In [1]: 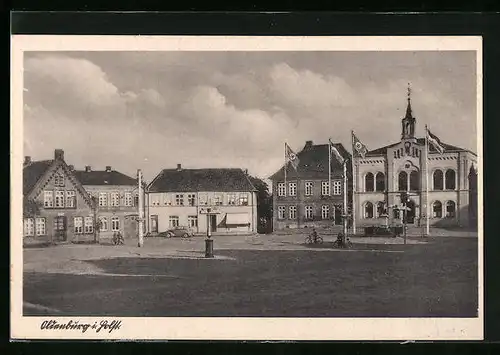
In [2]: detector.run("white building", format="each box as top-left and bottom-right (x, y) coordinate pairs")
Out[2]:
(146, 164), (258, 235)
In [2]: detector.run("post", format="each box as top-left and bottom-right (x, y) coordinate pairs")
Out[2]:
(137, 169), (144, 247)
(284, 142), (287, 188)
(343, 160), (348, 237)
(205, 211), (214, 258)
(328, 138), (332, 197)
(352, 150), (357, 235)
(403, 206), (407, 245)
(425, 125), (430, 237)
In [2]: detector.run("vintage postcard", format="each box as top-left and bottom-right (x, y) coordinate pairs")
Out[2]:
(10, 35), (483, 340)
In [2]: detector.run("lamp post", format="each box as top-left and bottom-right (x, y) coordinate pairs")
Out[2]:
(137, 169), (144, 248)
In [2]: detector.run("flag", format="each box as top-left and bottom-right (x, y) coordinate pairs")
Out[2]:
(427, 128), (445, 154)
(285, 143), (300, 170)
(352, 132), (368, 158)
(329, 139), (345, 164)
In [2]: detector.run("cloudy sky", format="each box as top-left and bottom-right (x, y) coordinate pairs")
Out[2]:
(23, 51), (477, 183)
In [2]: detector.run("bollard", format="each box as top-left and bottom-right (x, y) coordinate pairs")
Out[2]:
(205, 238), (214, 258)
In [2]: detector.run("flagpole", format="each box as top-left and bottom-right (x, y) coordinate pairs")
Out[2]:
(328, 138), (332, 197)
(343, 159), (348, 237)
(284, 142), (287, 189)
(351, 131), (357, 235)
(425, 125), (430, 236)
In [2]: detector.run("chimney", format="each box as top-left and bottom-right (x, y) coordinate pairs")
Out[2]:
(85, 166), (92, 172)
(24, 156), (31, 166)
(304, 140), (313, 149)
(176, 164), (182, 171)
(54, 149), (64, 161)
(105, 166), (112, 172)
(68, 165), (74, 171)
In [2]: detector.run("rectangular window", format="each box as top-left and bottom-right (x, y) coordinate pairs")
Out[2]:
(277, 183), (286, 197)
(321, 181), (330, 196)
(227, 194), (236, 205)
(188, 194), (196, 206)
(169, 216), (179, 227)
(199, 194), (208, 205)
(98, 216), (108, 232)
(124, 192), (133, 207)
(35, 217), (46, 236)
(188, 215), (198, 228)
(66, 190), (76, 208)
(151, 194), (160, 206)
(54, 173), (65, 187)
(55, 190), (65, 208)
(175, 194), (184, 206)
(84, 216), (94, 234)
(305, 206), (313, 220)
(99, 192), (108, 207)
(289, 206), (297, 219)
(321, 205), (330, 220)
(213, 194), (223, 206)
(74, 217), (83, 234)
(239, 193), (249, 206)
(333, 180), (342, 195)
(288, 182), (297, 196)
(305, 181), (313, 196)
(110, 192), (120, 207)
(111, 217), (120, 231)
(278, 206), (286, 219)
(44, 190), (54, 208)
(24, 218), (34, 236)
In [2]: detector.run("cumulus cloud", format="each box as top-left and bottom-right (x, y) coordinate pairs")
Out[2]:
(22, 51), (477, 181)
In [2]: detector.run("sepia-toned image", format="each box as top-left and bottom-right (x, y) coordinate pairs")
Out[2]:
(11, 36), (483, 340)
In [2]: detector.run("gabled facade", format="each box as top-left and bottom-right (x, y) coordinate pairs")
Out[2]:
(354, 94), (478, 229)
(146, 164), (258, 235)
(269, 141), (352, 231)
(73, 165), (143, 241)
(23, 149), (95, 243)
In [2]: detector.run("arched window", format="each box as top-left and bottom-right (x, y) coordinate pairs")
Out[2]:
(364, 202), (374, 219)
(376, 202), (386, 217)
(365, 173), (374, 192)
(446, 201), (456, 218)
(433, 170), (444, 190)
(409, 171), (419, 191)
(445, 169), (456, 190)
(398, 171), (408, 191)
(432, 201), (443, 218)
(375, 172), (385, 192)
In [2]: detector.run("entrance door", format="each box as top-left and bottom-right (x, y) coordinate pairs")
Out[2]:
(151, 215), (158, 233)
(210, 215), (217, 232)
(334, 206), (342, 225)
(406, 200), (416, 224)
(54, 216), (67, 241)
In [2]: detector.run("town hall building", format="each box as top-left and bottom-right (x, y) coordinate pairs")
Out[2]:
(353, 94), (478, 230)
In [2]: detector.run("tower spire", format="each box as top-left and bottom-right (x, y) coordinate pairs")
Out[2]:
(405, 82), (413, 118)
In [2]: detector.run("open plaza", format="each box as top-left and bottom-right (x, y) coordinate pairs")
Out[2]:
(23, 228), (478, 318)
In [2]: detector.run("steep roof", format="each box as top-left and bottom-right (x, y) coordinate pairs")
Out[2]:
(147, 168), (257, 193)
(74, 170), (137, 186)
(23, 160), (54, 196)
(365, 138), (473, 157)
(269, 142), (352, 181)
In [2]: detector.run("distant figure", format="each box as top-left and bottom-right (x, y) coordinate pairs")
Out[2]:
(311, 228), (318, 243)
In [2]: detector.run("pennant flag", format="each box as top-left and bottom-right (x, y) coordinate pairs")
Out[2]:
(329, 139), (345, 164)
(352, 132), (368, 158)
(427, 128), (445, 154)
(285, 143), (300, 170)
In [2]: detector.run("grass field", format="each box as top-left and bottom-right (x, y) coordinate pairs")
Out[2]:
(23, 237), (478, 317)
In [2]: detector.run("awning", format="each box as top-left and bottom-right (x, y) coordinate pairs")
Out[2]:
(224, 213), (250, 226)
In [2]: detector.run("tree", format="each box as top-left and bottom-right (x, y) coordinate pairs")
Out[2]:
(248, 175), (273, 233)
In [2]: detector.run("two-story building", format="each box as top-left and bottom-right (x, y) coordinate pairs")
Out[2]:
(353, 93), (478, 229)
(146, 164), (258, 235)
(73, 165), (143, 241)
(23, 149), (96, 243)
(269, 141), (352, 231)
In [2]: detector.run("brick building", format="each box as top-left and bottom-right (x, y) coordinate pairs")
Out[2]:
(146, 164), (258, 235)
(23, 149), (96, 243)
(269, 141), (352, 231)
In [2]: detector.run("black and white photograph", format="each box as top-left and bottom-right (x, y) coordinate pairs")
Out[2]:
(11, 36), (483, 340)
